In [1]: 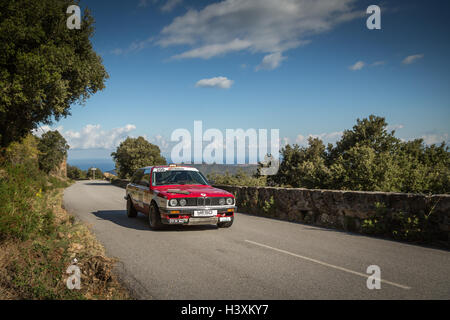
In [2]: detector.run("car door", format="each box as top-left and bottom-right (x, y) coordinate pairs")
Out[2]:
(129, 169), (144, 209)
(139, 168), (152, 214)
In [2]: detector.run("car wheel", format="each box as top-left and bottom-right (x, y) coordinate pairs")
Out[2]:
(217, 217), (234, 228)
(126, 197), (137, 218)
(149, 203), (163, 230)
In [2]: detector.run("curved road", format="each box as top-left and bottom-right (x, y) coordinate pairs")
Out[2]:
(63, 180), (450, 299)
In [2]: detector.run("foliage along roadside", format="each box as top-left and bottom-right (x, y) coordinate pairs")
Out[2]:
(0, 138), (129, 299)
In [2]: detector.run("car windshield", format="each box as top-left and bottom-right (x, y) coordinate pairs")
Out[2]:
(153, 170), (209, 186)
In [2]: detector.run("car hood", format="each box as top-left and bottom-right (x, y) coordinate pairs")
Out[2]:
(154, 185), (233, 198)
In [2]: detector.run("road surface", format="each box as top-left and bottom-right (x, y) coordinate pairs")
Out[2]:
(63, 180), (450, 299)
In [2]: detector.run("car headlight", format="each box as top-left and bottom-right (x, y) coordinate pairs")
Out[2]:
(179, 198), (187, 206)
(226, 197), (234, 205)
(169, 199), (178, 206)
(219, 198), (225, 205)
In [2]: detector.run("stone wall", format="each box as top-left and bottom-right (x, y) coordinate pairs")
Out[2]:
(108, 179), (450, 246)
(215, 185), (450, 246)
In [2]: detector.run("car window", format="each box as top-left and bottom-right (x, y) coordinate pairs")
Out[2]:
(153, 170), (209, 186)
(131, 169), (144, 184)
(140, 168), (151, 187)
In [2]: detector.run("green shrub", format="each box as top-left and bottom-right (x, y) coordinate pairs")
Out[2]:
(37, 131), (69, 174)
(361, 202), (442, 243)
(268, 115), (449, 194)
(67, 165), (85, 180)
(208, 169), (266, 187)
(262, 196), (275, 215)
(0, 162), (60, 240)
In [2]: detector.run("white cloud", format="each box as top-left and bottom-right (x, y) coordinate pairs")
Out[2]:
(349, 61), (365, 71)
(149, 134), (171, 153)
(139, 0), (182, 12)
(158, 0), (361, 69)
(161, 0), (182, 12)
(172, 39), (251, 59)
(195, 76), (234, 89)
(421, 133), (448, 145)
(138, 0), (149, 7)
(402, 54), (424, 65)
(32, 125), (64, 137)
(296, 131), (343, 146)
(111, 37), (154, 55)
(387, 124), (404, 131)
(371, 60), (385, 66)
(256, 52), (287, 71)
(63, 124), (136, 149)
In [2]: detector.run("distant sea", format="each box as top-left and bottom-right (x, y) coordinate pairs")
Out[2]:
(67, 158), (116, 172)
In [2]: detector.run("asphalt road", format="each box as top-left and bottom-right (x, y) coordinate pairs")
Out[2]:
(63, 180), (450, 299)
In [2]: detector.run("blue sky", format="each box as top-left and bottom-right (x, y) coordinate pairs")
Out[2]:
(39, 0), (450, 163)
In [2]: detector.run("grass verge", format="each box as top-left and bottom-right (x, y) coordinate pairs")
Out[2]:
(0, 162), (129, 299)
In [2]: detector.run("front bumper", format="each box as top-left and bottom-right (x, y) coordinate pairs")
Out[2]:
(160, 206), (236, 225)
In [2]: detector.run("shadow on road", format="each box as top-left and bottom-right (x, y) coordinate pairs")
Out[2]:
(83, 182), (112, 186)
(92, 210), (218, 232)
(93, 210), (149, 231)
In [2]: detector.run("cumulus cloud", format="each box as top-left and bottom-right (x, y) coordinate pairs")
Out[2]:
(62, 124), (136, 149)
(256, 52), (287, 71)
(138, 0), (150, 7)
(149, 134), (171, 153)
(195, 76), (234, 89)
(371, 60), (386, 66)
(111, 37), (154, 55)
(387, 124), (404, 131)
(32, 125), (64, 137)
(402, 54), (424, 65)
(158, 0), (361, 69)
(349, 61), (365, 71)
(172, 39), (251, 59)
(161, 0), (182, 12)
(296, 131), (343, 146)
(421, 133), (448, 145)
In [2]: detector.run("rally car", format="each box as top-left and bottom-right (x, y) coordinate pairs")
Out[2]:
(125, 165), (236, 230)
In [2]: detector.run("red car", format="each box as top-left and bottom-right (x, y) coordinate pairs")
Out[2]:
(125, 165), (236, 230)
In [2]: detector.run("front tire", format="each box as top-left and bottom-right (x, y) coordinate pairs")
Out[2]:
(126, 197), (137, 218)
(149, 203), (163, 230)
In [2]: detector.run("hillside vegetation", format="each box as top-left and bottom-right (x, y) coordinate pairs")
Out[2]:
(0, 135), (128, 299)
(213, 115), (449, 195)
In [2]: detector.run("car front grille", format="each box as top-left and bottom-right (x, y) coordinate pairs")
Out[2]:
(182, 197), (223, 206)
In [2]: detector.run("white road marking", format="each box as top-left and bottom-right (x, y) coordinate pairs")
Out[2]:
(245, 239), (412, 290)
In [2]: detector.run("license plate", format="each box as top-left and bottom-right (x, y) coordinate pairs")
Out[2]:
(219, 217), (232, 222)
(193, 209), (217, 217)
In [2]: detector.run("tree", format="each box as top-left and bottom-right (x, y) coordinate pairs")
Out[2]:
(0, 0), (108, 148)
(268, 137), (331, 188)
(37, 130), (69, 174)
(111, 137), (167, 179)
(4, 134), (39, 165)
(67, 164), (85, 180)
(269, 115), (449, 194)
(327, 115), (399, 163)
(86, 167), (103, 180)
